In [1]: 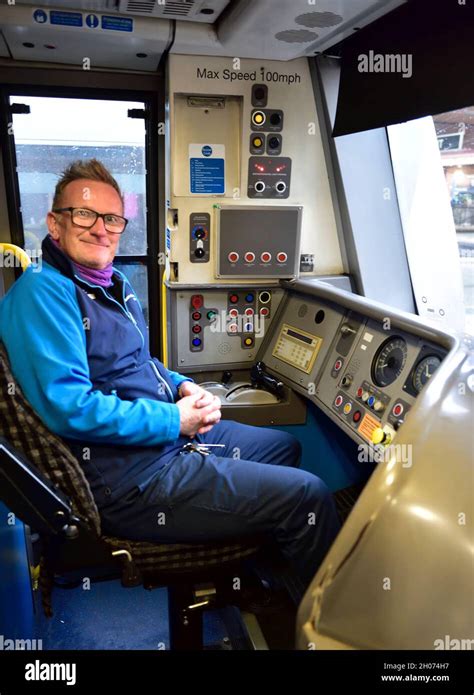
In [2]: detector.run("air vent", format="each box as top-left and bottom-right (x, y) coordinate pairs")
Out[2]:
(298, 304), (308, 318)
(126, 0), (155, 13)
(163, 0), (195, 16)
(120, 0), (228, 22)
(275, 30), (318, 44)
(295, 12), (343, 29)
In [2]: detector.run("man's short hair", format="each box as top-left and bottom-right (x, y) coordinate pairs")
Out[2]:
(52, 159), (123, 208)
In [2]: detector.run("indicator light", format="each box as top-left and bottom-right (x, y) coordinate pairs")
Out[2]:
(192, 338), (201, 347)
(191, 294), (203, 309)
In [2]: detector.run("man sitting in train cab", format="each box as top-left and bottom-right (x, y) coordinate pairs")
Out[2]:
(0, 159), (340, 595)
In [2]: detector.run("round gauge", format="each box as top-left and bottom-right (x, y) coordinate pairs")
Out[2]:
(371, 336), (408, 387)
(412, 355), (442, 394)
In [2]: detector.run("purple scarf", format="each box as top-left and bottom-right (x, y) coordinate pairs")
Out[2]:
(49, 236), (114, 287)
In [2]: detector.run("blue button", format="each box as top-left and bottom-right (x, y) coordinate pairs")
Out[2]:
(245, 293), (254, 302)
(367, 395), (375, 407)
(192, 338), (201, 347)
(245, 323), (253, 332)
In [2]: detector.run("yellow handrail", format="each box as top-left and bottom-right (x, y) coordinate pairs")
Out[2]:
(0, 243), (31, 272)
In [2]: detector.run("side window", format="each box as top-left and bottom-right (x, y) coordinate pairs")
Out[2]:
(9, 96), (150, 321)
(434, 107), (474, 335)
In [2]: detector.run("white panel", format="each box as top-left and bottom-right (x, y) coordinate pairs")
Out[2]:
(388, 118), (465, 334)
(119, 0), (230, 23)
(13, 0), (230, 23)
(215, 0), (406, 61)
(168, 54), (343, 284)
(0, 5), (171, 70)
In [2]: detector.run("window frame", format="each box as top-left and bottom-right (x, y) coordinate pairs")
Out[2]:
(0, 74), (164, 358)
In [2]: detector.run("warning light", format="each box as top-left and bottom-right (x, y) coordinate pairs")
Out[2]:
(191, 294), (203, 309)
(254, 163), (266, 172)
(275, 165), (286, 172)
(252, 111), (265, 125)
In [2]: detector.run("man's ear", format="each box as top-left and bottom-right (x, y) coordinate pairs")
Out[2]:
(46, 211), (60, 240)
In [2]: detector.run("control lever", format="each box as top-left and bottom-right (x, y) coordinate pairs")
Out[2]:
(250, 361), (284, 397)
(222, 371), (233, 385)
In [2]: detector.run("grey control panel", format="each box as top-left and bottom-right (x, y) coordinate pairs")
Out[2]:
(262, 293), (447, 448)
(262, 294), (346, 391)
(216, 206), (301, 279)
(171, 287), (285, 371)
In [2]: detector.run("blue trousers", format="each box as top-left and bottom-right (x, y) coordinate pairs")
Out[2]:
(100, 420), (341, 588)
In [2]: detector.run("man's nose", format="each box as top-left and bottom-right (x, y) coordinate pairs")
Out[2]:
(89, 216), (108, 237)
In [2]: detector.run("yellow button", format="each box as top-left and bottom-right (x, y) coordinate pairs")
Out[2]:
(253, 137), (263, 147)
(343, 403), (352, 414)
(371, 427), (391, 445)
(244, 337), (253, 346)
(253, 113), (264, 124)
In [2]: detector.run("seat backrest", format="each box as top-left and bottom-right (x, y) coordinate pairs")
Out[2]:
(0, 344), (101, 536)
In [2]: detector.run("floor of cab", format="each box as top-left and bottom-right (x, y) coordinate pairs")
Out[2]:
(36, 578), (296, 650)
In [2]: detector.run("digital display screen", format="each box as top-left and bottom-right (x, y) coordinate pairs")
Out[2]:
(272, 324), (322, 374)
(287, 328), (313, 345)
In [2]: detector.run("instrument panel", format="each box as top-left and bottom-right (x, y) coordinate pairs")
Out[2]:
(262, 293), (447, 449)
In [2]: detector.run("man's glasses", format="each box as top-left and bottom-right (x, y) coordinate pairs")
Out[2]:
(52, 207), (128, 234)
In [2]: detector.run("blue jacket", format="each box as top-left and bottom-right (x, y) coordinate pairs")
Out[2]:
(0, 235), (193, 507)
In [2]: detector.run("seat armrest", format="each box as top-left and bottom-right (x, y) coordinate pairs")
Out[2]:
(0, 438), (74, 535)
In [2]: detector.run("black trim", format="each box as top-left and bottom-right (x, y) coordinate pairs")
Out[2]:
(0, 90), (26, 281)
(332, 0), (474, 137)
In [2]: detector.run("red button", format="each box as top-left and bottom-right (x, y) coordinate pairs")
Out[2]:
(260, 307), (269, 316)
(229, 308), (238, 318)
(229, 294), (239, 304)
(245, 252), (255, 263)
(191, 294), (203, 309)
(192, 312), (201, 321)
(261, 252), (271, 263)
(228, 252), (239, 263)
(393, 403), (404, 417)
(244, 307), (254, 316)
(192, 325), (201, 333)
(277, 252), (287, 263)
(334, 395), (343, 407)
(353, 410), (362, 423)
(357, 387), (363, 398)
(228, 323), (238, 333)
(334, 359), (343, 371)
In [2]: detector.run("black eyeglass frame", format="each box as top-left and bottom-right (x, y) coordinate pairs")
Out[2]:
(52, 206), (129, 234)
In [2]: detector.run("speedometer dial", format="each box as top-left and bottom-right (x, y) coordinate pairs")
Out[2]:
(371, 336), (408, 387)
(412, 355), (442, 393)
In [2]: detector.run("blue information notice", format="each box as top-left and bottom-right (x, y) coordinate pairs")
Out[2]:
(50, 11), (83, 27)
(101, 16), (133, 32)
(190, 158), (225, 194)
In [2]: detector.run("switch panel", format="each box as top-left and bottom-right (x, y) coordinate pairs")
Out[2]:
(247, 156), (291, 199)
(189, 293), (218, 352)
(216, 205), (301, 278)
(190, 212), (210, 263)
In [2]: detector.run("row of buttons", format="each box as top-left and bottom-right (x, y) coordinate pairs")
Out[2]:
(334, 395), (362, 423)
(356, 387), (385, 412)
(227, 251), (287, 264)
(229, 291), (270, 304)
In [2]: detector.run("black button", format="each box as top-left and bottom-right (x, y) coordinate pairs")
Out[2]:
(104, 487), (112, 496)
